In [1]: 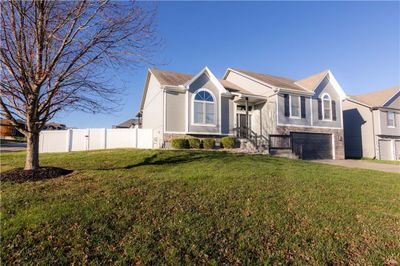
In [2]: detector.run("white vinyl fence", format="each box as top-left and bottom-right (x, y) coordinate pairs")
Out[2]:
(39, 128), (153, 153)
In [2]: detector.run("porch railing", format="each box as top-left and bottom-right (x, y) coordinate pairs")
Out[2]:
(233, 127), (265, 150)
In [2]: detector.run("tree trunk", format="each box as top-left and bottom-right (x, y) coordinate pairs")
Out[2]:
(25, 132), (40, 170)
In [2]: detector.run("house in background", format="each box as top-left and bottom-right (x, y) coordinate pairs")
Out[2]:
(112, 118), (140, 129)
(139, 66), (346, 159)
(43, 122), (67, 130)
(343, 87), (400, 160)
(0, 119), (24, 139)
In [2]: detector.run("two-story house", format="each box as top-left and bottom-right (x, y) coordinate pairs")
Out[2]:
(343, 87), (400, 160)
(139, 67), (347, 159)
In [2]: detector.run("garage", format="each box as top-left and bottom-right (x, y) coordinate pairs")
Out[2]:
(378, 139), (392, 160)
(396, 140), (400, 160)
(291, 132), (333, 160)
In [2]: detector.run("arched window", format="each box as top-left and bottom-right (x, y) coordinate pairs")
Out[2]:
(193, 89), (215, 125)
(322, 93), (332, 120)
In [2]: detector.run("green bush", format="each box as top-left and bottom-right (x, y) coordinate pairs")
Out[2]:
(203, 138), (215, 149)
(221, 136), (236, 149)
(188, 138), (201, 149)
(171, 138), (189, 149)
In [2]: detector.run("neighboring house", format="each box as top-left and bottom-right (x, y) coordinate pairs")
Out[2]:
(139, 67), (346, 159)
(112, 118), (140, 129)
(343, 87), (400, 160)
(0, 119), (25, 139)
(43, 122), (67, 130)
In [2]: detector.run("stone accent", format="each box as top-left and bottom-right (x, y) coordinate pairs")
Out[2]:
(276, 126), (345, 159)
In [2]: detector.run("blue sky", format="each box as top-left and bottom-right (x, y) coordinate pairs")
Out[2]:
(56, 1), (399, 128)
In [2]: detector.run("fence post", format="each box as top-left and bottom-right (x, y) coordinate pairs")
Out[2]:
(135, 126), (138, 148)
(66, 129), (71, 152)
(103, 128), (107, 149)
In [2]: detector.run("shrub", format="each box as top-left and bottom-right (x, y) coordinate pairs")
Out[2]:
(188, 138), (201, 149)
(203, 138), (215, 149)
(171, 138), (189, 149)
(221, 136), (236, 149)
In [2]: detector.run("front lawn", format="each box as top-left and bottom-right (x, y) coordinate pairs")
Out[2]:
(1, 149), (399, 264)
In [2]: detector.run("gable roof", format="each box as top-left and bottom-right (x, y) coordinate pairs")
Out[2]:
(295, 70), (329, 91)
(230, 68), (309, 92)
(350, 86), (400, 108)
(150, 69), (193, 86)
(219, 79), (258, 96)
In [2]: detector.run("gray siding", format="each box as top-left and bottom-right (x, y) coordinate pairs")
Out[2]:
(379, 109), (400, 136)
(165, 91), (186, 132)
(343, 100), (375, 158)
(277, 94), (312, 126)
(141, 74), (163, 148)
(312, 77), (342, 128)
(187, 73), (220, 134)
(221, 96), (234, 134)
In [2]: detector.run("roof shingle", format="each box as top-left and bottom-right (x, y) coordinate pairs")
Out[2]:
(350, 87), (399, 108)
(231, 68), (309, 92)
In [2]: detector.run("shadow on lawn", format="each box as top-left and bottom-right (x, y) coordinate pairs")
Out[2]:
(98, 150), (229, 171)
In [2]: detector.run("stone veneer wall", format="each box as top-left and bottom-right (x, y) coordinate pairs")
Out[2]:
(276, 126), (345, 160)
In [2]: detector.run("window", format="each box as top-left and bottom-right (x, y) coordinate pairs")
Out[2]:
(322, 94), (332, 120)
(290, 95), (300, 118)
(387, 112), (395, 127)
(193, 89), (215, 125)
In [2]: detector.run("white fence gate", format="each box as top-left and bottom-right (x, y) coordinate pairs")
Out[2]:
(39, 128), (153, 153)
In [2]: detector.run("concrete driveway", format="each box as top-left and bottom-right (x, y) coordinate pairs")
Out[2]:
(0, 142), (26, 153)
(316, 159), (400, 174)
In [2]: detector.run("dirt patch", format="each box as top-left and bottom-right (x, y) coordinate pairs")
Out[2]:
(1, 167), (73, 183)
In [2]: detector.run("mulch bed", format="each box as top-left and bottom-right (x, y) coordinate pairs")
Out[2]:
(1, 167), (73, 183)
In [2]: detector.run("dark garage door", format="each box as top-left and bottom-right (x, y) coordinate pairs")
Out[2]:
(292, 133), (332, 160)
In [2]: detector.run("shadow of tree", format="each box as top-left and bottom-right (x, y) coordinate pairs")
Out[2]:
(98, 150), (229, 171)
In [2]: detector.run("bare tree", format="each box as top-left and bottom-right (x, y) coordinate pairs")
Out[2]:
(0, 0), (158, 170)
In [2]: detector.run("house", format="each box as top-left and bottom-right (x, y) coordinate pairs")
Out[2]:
(43, 122), (67, 130)
(112, 118), (140, 129)
(0, 119), (25, 139)
(139, 67), (346, 159)
(343, 87), (400, 160)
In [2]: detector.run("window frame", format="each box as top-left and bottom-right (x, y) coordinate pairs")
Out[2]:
(191, 88), (217, 126)
(387, 111), (396, 128)
(321, 93), (332, 121)
(289, 94), (301, 119)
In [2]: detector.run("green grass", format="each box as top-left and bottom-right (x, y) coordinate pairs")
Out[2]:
(1, 149), (399, 265)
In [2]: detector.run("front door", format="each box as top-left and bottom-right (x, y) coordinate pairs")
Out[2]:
(236, 114), (251, 138)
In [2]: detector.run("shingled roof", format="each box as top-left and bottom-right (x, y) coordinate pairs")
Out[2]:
(295, 70), (329, 91)
(230, 68), (310, 92)
(150, 69), (193, 86)
(350, 86), (400, 108)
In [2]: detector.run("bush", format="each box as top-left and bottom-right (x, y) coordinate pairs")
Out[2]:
(171, 138), (189, 149)
(188, 138), (201, 149)
(203, 138), (215, 149)
(221, 136), (236, 149)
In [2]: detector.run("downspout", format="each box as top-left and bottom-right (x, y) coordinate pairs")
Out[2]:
(371, 108), (376, 159)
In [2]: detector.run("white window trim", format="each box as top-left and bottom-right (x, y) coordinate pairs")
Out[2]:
(289, 95), (301, 119)
(191, 88), (217, 127)
(387, 111), (396, 128)
(321, 93), (332, 121)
